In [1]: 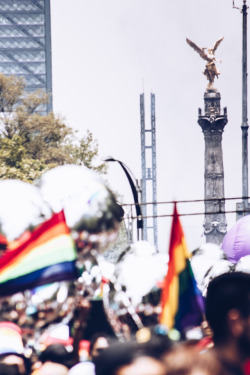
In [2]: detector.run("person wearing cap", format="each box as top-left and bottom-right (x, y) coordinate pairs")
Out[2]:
(0, 321), (30, 374)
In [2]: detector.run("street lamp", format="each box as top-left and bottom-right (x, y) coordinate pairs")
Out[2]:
(234, 0), (249, 213)
(104, 157), (143, 242)
(233, 0), (249, 218)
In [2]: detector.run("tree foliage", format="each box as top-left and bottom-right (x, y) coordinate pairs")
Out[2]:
(0, 74), (106, 182)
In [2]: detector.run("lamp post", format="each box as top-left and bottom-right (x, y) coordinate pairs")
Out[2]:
(104, 157), (143, 242)
(234, 0), (249, 213)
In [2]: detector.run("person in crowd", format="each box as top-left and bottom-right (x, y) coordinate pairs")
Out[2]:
(31, 344), (73, 375)
(0, 363), (26, 375)
(88, 332), (111, 363)
(205, 271), (250, 375)
(0, 321), (31, 375)
(115, 355), (167, 375)
(162, 339), (200, 375)
(67, 332), (111, 375)
(68, 361), (95, 375)
(0, 356), (29, 375)
(94, 333), (169, 375)
(189, 350), (226, 375)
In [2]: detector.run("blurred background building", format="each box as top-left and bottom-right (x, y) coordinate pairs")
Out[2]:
(0, 0), (53, 113)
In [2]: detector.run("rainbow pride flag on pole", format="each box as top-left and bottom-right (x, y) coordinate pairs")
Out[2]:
(0, 211), (78, 296)
(160, 203), (204, 334)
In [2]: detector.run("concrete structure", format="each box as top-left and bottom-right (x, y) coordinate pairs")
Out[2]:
(140, 93), (158, 249)
(0, 0), (53, 113)
(198, 89), (228, 245)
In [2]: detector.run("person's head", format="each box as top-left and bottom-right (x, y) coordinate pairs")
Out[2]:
(116, 355), (166, 375)
(135, 326), (174, 360)
(0, 363), (24, 375)
(95, 340), (167, 375)
(89, 332), (110, 362)
(205, 271), (250, 347)
(39, 344), (73, 369)
(189, 351), (225, 375)
(94, 341), (135, 375)
(33, 361), (69, 375)
(162, 341), (199, 375)
(68, 361), (95, 375)
(0, 356), (28, 375)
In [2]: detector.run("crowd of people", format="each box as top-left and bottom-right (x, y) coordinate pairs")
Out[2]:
(0, 271), (249, 375)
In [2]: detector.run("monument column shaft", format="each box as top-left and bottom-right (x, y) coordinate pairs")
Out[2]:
(203, 131), (227, 245)
(204, 132), (225, 219)
(198, 90), (227, 245)
(204, 134), (224, 177)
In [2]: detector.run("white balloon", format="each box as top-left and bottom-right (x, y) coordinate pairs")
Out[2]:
(35, 164), (123, 231)
(103, 241), (168, 339)
(191, 243), (227, 292)
(115, 242), (167, 305)
(35, 165), (123, 252)
(202, 259), (234, 295)
(0, 179), (51, 241)
(235, 255), (250, 273)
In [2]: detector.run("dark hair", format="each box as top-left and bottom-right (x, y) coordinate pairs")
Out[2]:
(94, 341), (139, 375)
(138, 327), (174, 359)
(0, 364), (23, 375)
(89, 332), (111, 355)
(95, 333), (171, 375)
(39, 344), (73, 368)
(0, 354), (30, 375)
(205, 272), (250, 343)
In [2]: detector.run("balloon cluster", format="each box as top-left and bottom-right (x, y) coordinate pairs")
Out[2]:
(0, 165), (123, 249)
(190, 243), (233, 295)
(102, 241), (168, 340)
(0, 164), (124, 343)
(191, 215), (250, 296)
(35, 165), (124, 253)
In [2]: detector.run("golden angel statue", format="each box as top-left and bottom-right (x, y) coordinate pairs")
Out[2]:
(186, 37), (224, 89)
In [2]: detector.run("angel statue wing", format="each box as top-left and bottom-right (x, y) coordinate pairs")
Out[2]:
(186, 38), (210, 62)
(212, 37), (224, 53)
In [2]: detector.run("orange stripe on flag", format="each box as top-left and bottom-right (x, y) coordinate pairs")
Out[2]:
(4, 222), (69, 273)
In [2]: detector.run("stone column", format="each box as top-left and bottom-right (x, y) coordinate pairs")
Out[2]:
(198, 89), (228, 245)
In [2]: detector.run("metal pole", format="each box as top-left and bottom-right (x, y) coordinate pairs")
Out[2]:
(151, 93), (158, 250)
(242, 0), (249, 208)
(140, 94), (147, 240)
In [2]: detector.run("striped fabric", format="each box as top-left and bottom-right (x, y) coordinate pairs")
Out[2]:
(0, 211), (78, 296)
(160, 203), (204, 334)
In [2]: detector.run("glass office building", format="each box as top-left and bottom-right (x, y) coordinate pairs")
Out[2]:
(0, 0), (52, 113)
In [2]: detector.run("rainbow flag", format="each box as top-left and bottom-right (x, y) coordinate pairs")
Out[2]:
(0, 211), (78, 296)
(160, 203), (204, 334)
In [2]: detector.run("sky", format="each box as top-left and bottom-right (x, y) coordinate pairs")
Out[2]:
(50, 0), (245, 253)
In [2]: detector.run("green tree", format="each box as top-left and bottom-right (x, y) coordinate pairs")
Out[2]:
(0, 74), (106, 182)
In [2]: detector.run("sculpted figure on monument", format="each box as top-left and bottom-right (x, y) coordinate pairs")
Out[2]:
(186, 37), (224, 90)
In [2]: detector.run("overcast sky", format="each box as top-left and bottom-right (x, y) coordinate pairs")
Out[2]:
(50, 0), (245, 252)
